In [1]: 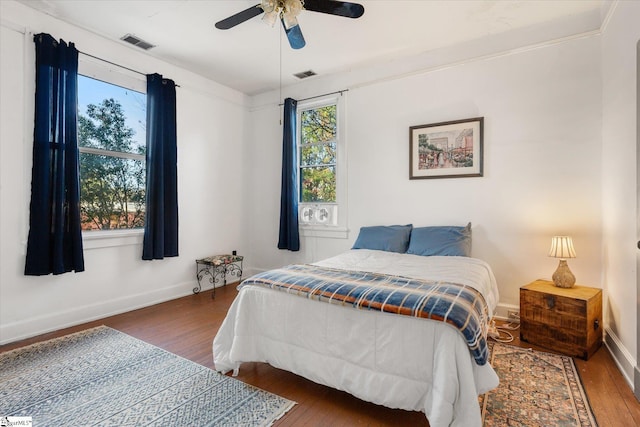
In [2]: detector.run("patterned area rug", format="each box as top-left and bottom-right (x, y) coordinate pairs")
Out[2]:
(480, 341), (598, 426)
(0, 326), (295, 426)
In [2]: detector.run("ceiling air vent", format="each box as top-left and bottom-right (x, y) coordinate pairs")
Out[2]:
(294, 70), (317, 79)
(120, 34), (155, 50)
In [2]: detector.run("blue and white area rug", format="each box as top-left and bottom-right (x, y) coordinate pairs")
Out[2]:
(0, 326), (295, 426)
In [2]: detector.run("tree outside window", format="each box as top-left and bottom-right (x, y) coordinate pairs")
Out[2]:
(299, 104), (337, 203)
(77, 75), (146, 231)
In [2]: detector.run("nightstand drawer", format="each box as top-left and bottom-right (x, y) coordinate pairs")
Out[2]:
(520, 279), (602, 360)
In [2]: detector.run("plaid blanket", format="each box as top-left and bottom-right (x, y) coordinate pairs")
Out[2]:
(240, 264), (490, 365)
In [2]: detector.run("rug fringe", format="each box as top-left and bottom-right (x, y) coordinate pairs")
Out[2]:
(266, 400), (298, 427)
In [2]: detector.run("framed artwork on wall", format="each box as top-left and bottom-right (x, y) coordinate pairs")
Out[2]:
(409, 117), (484, 179)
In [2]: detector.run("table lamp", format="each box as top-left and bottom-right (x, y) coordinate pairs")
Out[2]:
(548, 236), (576, 288)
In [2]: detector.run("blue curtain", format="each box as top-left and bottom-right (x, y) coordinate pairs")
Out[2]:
(142, 73), (179, 260)
(25, 33), (84, 276)
(277, 98), (300, 251)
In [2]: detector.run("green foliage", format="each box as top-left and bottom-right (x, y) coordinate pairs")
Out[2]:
(300, 104), (337, 203)
(301, 166), (336, 202)
(300, 143), (336, 166)
(301, 105), (336, 145)
(78, 99), (145, 230)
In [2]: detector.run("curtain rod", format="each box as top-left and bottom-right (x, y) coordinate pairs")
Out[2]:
(278, 89), (347, 106)
(78, 50), (180, 87)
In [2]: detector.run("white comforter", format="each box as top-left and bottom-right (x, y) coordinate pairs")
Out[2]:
(213, 250), (500, 427)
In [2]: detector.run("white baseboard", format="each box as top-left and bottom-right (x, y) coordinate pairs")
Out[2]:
(603, 327), (636, 391)
(635, 366), (640, 401)
(0, 280), (196, 345)
(493, 302), (520, 320)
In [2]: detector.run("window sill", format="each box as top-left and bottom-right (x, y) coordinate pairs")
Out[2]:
(82, 229), (144, 249)
(300, 225), (349, 239)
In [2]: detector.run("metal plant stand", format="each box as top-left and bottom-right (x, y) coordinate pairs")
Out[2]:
(195, 254), (243, 299)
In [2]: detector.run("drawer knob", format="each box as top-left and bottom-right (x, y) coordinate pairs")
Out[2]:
(594, 319), (599, 330)
(545, 295), (555, 309)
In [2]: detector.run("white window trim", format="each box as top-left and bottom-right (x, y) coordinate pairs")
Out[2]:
(297, 94), (348, 239)
(79, 146), (145, 161)
(82, 228), (144, 250)
(77, 56), (147, 248)
(79, 55), (146, 93)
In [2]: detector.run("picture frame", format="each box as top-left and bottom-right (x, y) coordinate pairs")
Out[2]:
(409, 117), (484, 179)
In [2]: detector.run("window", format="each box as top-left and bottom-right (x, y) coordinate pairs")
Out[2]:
(299, 103), (336, 203)
(77, 65), (146, 232)
(297, 95), (347, 236)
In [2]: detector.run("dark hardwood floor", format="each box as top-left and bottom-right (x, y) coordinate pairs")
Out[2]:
(2, 285), (640, 426)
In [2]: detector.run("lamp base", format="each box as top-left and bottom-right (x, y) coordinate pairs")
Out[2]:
(552, 259), (576, 288)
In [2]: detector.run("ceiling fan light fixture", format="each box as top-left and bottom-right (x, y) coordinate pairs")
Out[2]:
(284, 0), (304, 21)
(260, 0), (278, 13)
(288, 0), (304, 13)
(282, 14), (298, 29)
(262, 10), (280, 27)
(260, 0), (304, 29)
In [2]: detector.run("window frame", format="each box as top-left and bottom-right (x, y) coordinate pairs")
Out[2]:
(296, 94), (348, 239)
(77, 56), (147, 249)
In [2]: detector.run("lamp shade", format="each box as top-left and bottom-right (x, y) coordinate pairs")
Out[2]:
(548, 236), (576, 259)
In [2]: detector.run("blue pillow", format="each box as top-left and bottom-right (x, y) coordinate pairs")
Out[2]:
(407, 223), (472, 257)
(352, 224), (413, 253)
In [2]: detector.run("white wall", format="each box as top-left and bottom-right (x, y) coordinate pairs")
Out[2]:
(245, 33), (603, 322)
(0, 1), (248, 344)
(601, 0), (640, 391)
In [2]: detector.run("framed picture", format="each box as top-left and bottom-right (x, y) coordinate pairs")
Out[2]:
(409, 117), (483, 179)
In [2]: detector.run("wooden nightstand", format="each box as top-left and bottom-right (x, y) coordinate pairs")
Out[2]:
(520, 279), (602, 360)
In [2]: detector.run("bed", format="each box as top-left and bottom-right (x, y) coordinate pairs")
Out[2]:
(213, 224), (500, 427)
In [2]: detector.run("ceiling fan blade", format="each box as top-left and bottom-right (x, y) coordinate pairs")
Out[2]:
(303, 0), (365, 19)
(215, 4), (264, 29)
(283, 20), (306, 49)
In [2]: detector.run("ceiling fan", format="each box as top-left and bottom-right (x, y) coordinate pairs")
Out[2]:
(215, 0), (365, 49)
